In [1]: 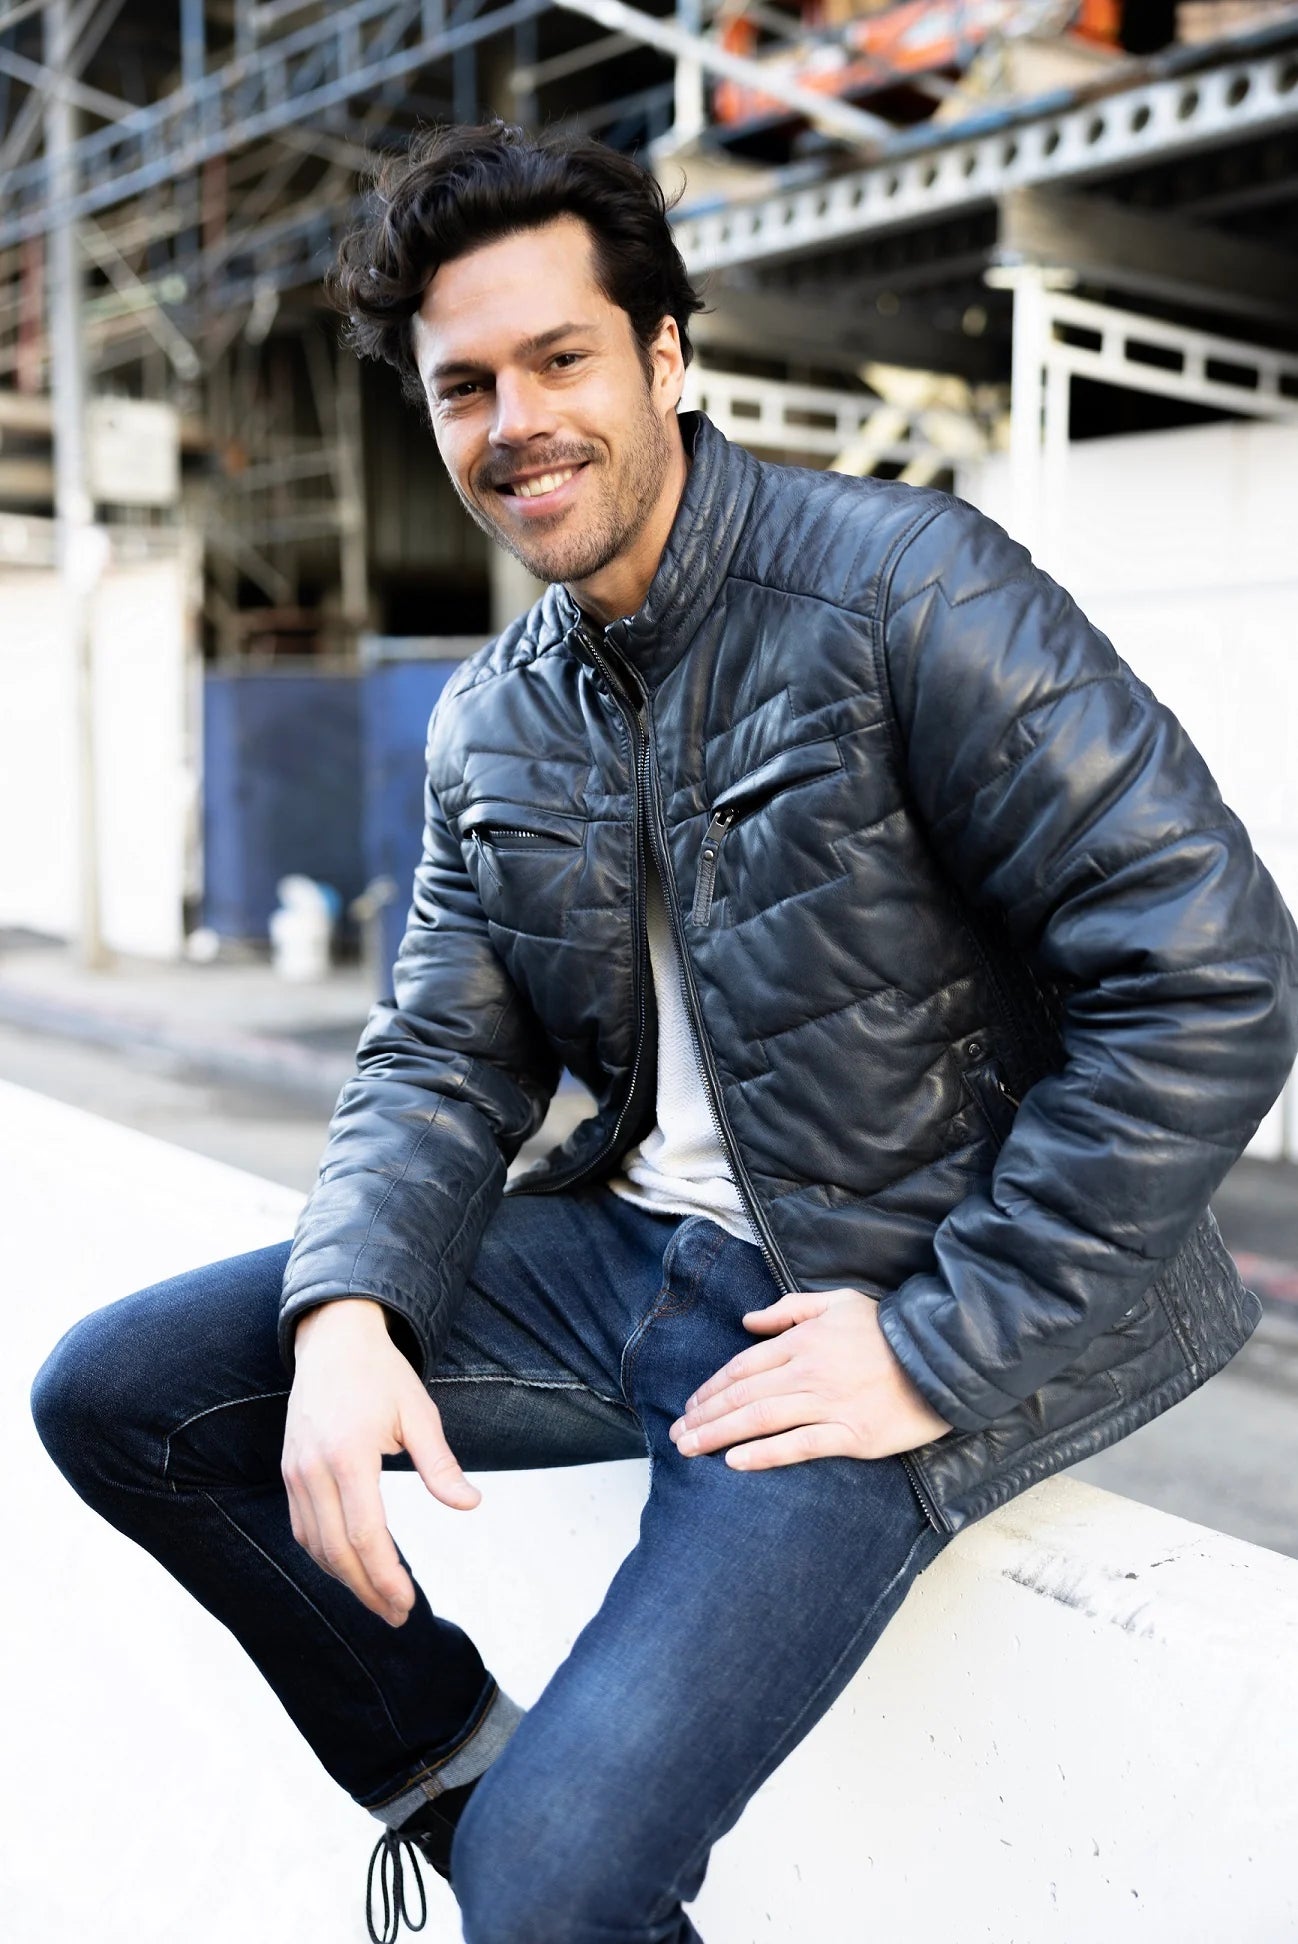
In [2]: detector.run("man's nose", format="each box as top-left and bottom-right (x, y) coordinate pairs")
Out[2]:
(490, 370), (555, 450)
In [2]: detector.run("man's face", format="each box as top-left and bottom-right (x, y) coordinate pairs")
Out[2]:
(412, 216), (683, 591)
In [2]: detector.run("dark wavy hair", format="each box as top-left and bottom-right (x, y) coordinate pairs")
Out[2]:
(328, 121), (705, 409)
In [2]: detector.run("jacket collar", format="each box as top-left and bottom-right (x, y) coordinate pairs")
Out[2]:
(556, 410), (758, 689)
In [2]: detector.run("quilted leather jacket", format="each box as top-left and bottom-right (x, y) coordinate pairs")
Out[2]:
(282, 411), (1298, 1535)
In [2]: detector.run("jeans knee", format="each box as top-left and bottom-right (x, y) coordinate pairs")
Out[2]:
(452, 1782), (567, 1944)
(31, 1306), (150, 1496)
(453, 1773), (671, 1944)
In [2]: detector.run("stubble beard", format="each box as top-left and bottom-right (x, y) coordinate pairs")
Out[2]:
(453, 388), (673, 587)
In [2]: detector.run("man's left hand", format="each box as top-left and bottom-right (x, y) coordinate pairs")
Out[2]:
(668, 1287), (952, 1469)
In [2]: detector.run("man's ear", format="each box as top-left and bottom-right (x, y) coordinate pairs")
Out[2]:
(650, 314), (686, 411)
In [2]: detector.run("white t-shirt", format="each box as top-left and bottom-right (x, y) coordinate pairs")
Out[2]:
(608, 850), (759, 1245)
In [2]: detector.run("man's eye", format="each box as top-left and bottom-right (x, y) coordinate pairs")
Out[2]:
(440, 381), (482, 402)
(549, 353), (582, 371)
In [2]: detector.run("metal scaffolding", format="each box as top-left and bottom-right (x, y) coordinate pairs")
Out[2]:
(2, 0), (1297, 1001)
(2, 0), (1298, 625)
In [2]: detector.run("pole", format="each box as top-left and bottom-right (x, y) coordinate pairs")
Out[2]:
(674, 0), (705, 145)
(1008, 267), (1047, 562)
(45, 0), (107, 966)
(180, 0), (205, 90)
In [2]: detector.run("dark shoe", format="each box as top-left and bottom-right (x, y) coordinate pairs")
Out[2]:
(365, 1778), (480, 1942)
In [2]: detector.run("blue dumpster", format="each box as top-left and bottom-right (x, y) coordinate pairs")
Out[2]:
(202, 668), (365, 942)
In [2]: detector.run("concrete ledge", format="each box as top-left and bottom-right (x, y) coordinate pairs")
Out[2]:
(5, 1079), (1296, 1942)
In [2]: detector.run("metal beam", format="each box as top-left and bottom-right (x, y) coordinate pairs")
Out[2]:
(0, 0), (47, 35)
(997, 184), (1298, 326)
(0, 41), (135, 124)
(0, 0), (127, 177)
(675, 28), (1298, 276)
(0, 0), (547, 250)
(678, 358), (1000, 478)
(44, 0), (107, 969)
(693, 279), (1003, 382)
(511, 29), (639, 93)
(77, 217), (203, 379)
(552, 0), (890, 148)
(679, 364), (884, 458)
(1033, 285), (1298, 419)
(181, 0), (206, 92)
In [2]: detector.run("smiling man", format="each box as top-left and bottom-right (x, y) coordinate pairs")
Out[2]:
(32, 123), (1298, 1944)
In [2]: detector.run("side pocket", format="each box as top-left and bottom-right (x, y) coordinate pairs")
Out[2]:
(963, 1059), (1019, 1149)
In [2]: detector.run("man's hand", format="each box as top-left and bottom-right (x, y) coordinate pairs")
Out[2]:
(668, 1287), (951, 1469)
(283, 1298), (480, 1627)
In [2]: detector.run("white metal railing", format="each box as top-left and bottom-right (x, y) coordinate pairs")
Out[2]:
(677, 37), (1298, 275)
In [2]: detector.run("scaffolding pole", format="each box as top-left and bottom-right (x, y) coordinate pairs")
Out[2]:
(45, 0), (107, 967)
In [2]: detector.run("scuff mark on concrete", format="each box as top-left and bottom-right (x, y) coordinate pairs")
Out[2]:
(1001, 1553), (1161, 1639)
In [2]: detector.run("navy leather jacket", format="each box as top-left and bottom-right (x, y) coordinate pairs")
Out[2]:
(281, 411), (1298, 1534)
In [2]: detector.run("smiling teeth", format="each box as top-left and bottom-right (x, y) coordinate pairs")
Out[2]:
(513, 468), (576, 499)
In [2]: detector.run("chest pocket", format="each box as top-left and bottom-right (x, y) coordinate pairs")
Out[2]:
(456, 800), (586, 917)
(691, 739), (843, 926)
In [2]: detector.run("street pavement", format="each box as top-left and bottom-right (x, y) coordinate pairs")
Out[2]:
(4, 933), (1296, 1559)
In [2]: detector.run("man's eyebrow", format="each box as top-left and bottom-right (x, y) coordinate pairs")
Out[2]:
(428, 322), (594, 385)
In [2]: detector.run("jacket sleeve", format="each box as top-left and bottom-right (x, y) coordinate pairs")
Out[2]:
(874, 497), (1298, 1433)
(277, 702), (560, 1378)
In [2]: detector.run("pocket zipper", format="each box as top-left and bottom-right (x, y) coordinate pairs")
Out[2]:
(966, 1060), (1020, 1147)
(690, 808), (738, 925)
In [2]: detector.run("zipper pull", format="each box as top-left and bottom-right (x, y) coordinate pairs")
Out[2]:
(471, 826), (502, 889)
(691, 808), (737, 926)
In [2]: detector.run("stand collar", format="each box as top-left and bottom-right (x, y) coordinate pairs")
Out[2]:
(556, 410), (757, 688)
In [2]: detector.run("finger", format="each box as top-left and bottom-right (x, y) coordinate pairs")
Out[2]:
(300, 1461), (406, 1622)
(334, 1462), (416, 1620)
(741, 1291), (829, 1333)
(726, 1421), (846, 1470)
(402, 1394), (482, 1511)
(284, 1463), (327, 1572)
(673, 1391), (826, 1457)
(683, 1338), (793, 1412)
(673, 1360), (805, 1435)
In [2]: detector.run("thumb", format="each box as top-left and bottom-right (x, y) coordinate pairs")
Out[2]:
(401, 1391), (481, 1510)
(742, 1290), (828, 1333)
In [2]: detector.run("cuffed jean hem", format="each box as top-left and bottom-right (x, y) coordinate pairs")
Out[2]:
(369, 1684), (528, 1828)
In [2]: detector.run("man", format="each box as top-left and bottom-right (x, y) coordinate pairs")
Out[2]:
(33, 122), (1298, 1944)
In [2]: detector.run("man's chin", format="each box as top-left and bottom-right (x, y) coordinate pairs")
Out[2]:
(496, 530), (611, 587)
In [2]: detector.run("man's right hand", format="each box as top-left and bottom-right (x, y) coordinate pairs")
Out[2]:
(283, 1298), (480, 1627)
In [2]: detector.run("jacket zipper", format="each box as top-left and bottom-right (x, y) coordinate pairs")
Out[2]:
(506, 626), (652, 1198)
(585, 629), (796, 1297)
(690, 808), (737, 925)
(625, 658), (950, 1531)
(511, 622), (952, 1535)
(478, 826), (558, 841)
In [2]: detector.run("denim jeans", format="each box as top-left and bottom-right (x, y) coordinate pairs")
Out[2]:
(32, 1186), (949, 1943)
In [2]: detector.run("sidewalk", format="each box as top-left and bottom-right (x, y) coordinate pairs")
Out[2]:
(0, 929), (370, 1109)
(2, 928), (1296, 1312)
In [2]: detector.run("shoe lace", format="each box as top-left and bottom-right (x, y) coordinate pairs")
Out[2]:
(366, 1826), (428, 1944)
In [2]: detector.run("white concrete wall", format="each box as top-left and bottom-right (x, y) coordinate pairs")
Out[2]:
(7, 1084), (1297, 1943)
(963, 418), (1298, 1159)
(0, 549), (195, 958)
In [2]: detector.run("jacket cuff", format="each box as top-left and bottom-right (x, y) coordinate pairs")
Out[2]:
(877, 1293), (1019, 1435)
(278, 1275), (432, 1379)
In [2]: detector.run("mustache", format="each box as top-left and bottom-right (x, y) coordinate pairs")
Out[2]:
(475, 445), (600, 492)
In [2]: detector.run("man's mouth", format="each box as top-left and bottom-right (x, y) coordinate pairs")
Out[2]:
(494, 462), (588, 505)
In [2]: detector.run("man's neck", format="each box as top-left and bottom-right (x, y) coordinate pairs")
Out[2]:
(565, 430), (690, 627)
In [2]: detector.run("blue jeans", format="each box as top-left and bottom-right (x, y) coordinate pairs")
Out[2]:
(32, 1187), (949, 1943)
